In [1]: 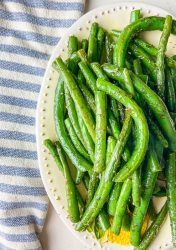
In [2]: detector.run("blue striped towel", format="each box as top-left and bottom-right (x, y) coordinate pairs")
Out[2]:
(0, 1), (85, 249)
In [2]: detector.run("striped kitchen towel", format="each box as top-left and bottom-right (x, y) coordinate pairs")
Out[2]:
(0, 1), (85, 249)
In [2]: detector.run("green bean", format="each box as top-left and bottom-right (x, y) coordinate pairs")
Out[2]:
(77, 49), (88, 63)
(76, 109), (95, 162)
(65, 117), (91, 161)
(166, 67), (176, 112)
(132, 167), (141, 207)
(130, 153), (158, 246)
(130, 44), (157, 82)
(54, 80), (92, 173)
(56, 141), (80, 223)
(148, 139), (162, 172)
(156, 15), (172, 100)
(81, 38), (88, 53)
(106, 136), (122, 216)
(64, 85), (84, 145)
(102, 64), (176, 151)
(77, 71), (96, 114)
(87, 170), (99, 205)
(110, 98), (120, 124)
(111, 178), (132, 235)
(83, 174), (90, 190)
(78, 61), (97, 93)
(133, 59), (143, 75)
(105, 33), (113, 63)
(113, 16), (176, 67)
(148, 200), (157, 221)
(88, 22), (98, 62)
(75, 169), (84, 184)
(171, 64), (176, 93)
(97, 209), (110, 232)
(53, 57), (96, 141)
(68, 36), (78, 56)
(44, 139), (63, 173)
(97, 27), (105, 62)
(90, 62), (109, 81)
(75, 109), (132, 231)
(139, 74), (148, 84)
(135, 202), (168, 250)
(67, 52), (80, 74)
(97, 78), (149, 181)
(130, 9), (140, 23)
(166, 152), (176, 247)
(147, 116), (168, 148)
(123, 210), (131, 232)
(94, 91), (107, 172)
(108, 109), (130, 162)
(106, 136), (116, 166)
(123, 68), (135, 96)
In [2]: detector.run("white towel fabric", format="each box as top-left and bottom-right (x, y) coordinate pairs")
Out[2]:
(0, 1), (85, 249)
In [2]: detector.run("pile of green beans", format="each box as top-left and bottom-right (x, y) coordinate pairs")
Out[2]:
(44, 9), (176, 250)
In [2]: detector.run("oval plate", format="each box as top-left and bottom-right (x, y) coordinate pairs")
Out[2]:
(36, 2), (175, 250)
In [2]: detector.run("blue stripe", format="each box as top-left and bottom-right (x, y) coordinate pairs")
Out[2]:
(0, 215), (44, 227)
(3, 0), (84, 11)
(0, 130), (36, 142)
(0, 77), (40, 93)
(0, 183), (46, 196)
(0, 166), (40, 177)
(0, 60), (45, 76)
(0, 95), (37, 109)
(0, 147), (37, 159)
(0, 201), (47, 211)
(0, 112), (35, 126)
(0, 231), (37, 242)
(0, 44), (49, 60)
(0, 27), (59, 46)
(0, 10), (76, 28)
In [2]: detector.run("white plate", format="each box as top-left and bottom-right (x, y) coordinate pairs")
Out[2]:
(36, 2), (176, 250)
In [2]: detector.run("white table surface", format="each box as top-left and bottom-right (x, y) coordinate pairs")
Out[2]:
(40, 0), (176, 249)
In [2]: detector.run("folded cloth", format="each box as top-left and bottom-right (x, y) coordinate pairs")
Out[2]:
(0, 1), (85, 249)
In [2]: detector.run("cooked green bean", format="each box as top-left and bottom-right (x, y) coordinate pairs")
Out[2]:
(94, 91), (107, 172)
(81, 38), (88, 53)
(106, 136), (116, 166)
(87, 170), (99, 205)
(166, 152), (176, 247)
(97, 209), (110, 231)
(148, 200), (157, 221)
(56, 141), (80, 223)
(77, 70), (96, 114)
(102, 64), (176, 151)
(113, 16), (176, 67)
(77, 49), (88, 63)
(133, 59), (143, 75)
(68, 35), (78, 57)
(76, 109), (132, 231)
(97, 78), (149, 181)
(135, 202), (168, 250)
(122, 210), (131, 232)
(88, 22), (98, 62)
(53, 57), (96, 141)
(147, 116), (168, 148)
(91, 62), (109, 81)
(130, 153), (158, 246)
(97, 27), (105, 62)
(130, 9), (140, 23)
(132, 167), (141, 207)
(44, 139), (63, 173)
(64, 85), (84, 145)
(67, 52), (80, 74)
(54, 80), (92, 173)
(105, 33), (113, 63)
(65, 117), (91, 161)
(111, 178), (132, 235)
(166, 67), (176, 112)
(156, 15), (172, 100)
(123, 68), (135, 96)
(78, 61), (97, 93)
(76, 109), (95, 162)
(75, 169), (84, 185)
(148, 140), (162, 172)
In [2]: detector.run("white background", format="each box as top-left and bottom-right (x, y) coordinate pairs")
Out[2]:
(40, 0), (176, 249)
